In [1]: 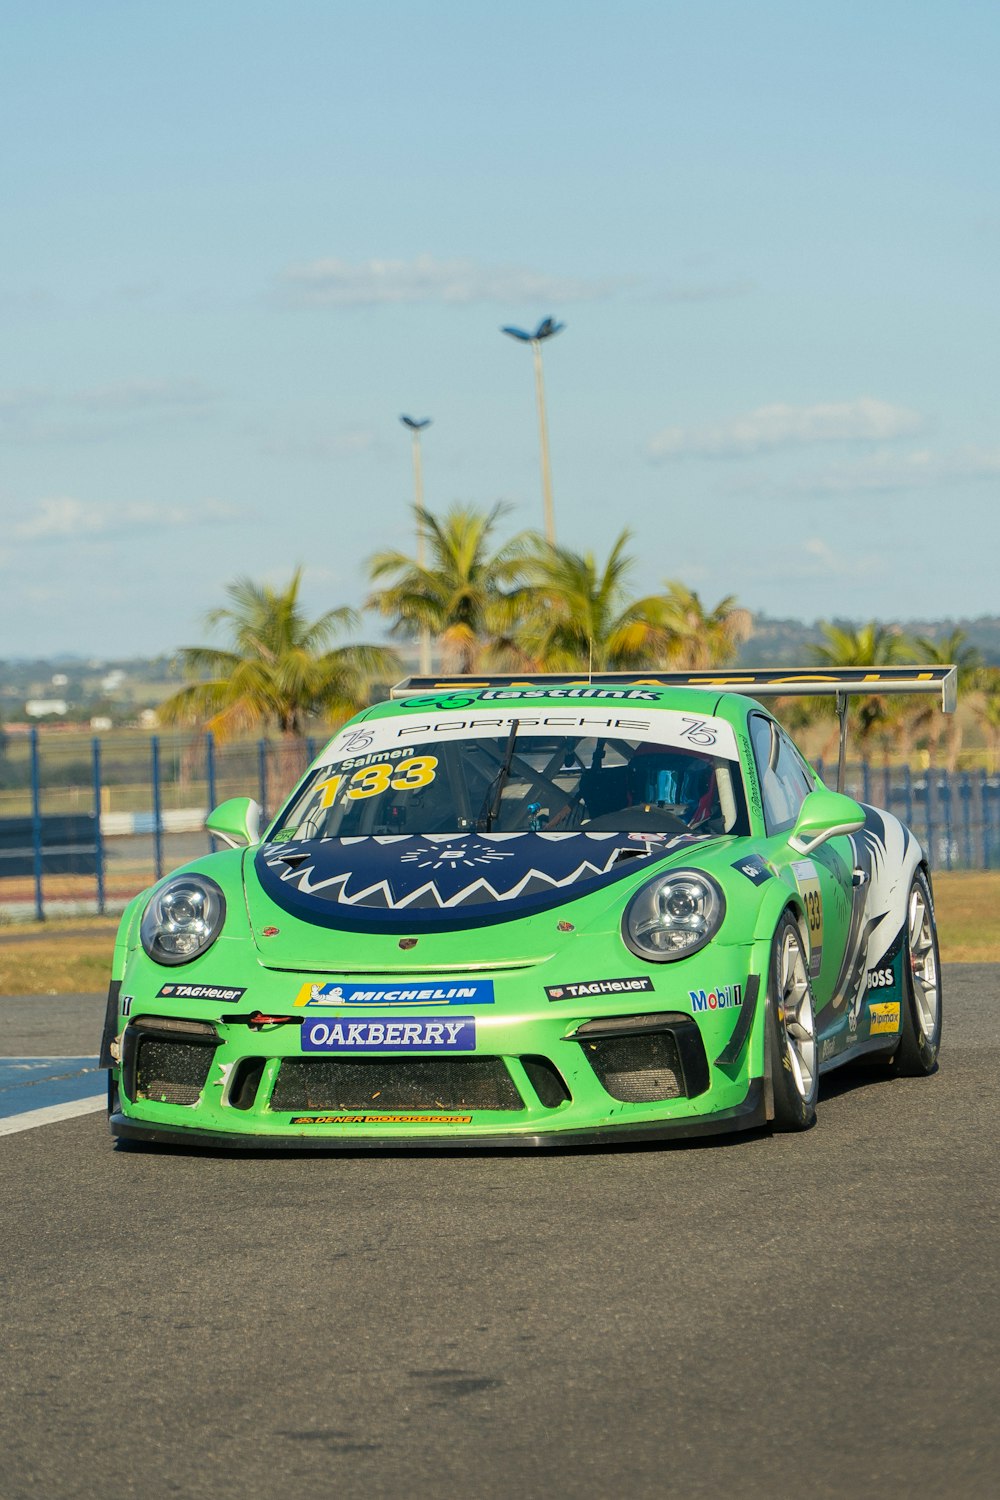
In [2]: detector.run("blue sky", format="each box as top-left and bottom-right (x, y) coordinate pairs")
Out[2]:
(2, 0), (998, 657)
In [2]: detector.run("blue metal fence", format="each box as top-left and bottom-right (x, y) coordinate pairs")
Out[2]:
(0, 732), (997, 921)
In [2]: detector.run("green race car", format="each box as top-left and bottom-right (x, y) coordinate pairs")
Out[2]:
(101, 669), (952, 1149)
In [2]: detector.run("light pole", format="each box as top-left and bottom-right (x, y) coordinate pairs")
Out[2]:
(400, 414), (433, 675)
(501, 315), (564, 545)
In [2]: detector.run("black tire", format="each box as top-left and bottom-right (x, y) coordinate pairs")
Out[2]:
(892, 867), (942, 1076)
(766, 912), (819, 1131)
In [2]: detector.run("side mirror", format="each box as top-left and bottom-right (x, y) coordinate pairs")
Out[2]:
(788, 788), (865, 856)
(206, 797), (262, 848)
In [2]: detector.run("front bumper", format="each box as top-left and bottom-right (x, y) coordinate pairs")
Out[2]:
(105, 955), (764, 1150)
(110, 1079), (766, 1150)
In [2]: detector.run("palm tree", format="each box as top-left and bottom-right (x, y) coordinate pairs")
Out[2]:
(367, 503), (533, 673)
(911, 629), (982, 768)
(158, 570), (400, 740)
(974, 667), (1000, 774)
(807, 621), (916, 756)
(515, 530), (665, 671)
(635, 580), (752, 670)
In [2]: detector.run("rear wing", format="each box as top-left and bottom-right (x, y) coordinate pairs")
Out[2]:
(392, 666), (956, 709)
(391, 666), (958, 792)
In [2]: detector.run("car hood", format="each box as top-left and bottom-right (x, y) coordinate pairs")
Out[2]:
(243, 831), (720, 971)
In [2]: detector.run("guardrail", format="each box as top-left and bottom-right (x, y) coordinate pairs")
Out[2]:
(0, 727), (996, 921)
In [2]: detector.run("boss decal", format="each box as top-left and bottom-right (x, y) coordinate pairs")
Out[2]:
(301, 1017), (476, 1051)
(866, 965), (896, 990)
(156, 984), (247, 1002)
(689, 983), (743, 1012)
(545, 976), (654, 1001)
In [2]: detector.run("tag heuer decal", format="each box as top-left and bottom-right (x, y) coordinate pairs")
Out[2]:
(545, 976), (654, 1001)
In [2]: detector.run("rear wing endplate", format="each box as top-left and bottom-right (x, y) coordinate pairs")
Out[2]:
(391, 667), (957, 794)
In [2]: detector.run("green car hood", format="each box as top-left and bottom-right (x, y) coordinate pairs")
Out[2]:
(242, 830), (732, 973)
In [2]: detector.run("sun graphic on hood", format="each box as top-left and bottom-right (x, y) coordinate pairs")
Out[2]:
(397, 838), (517, 872)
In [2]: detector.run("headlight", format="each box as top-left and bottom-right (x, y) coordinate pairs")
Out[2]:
(622, 869), (725, 961)
(140, 874), (226, 966)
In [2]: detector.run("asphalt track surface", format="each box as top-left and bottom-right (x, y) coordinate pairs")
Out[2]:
(2, 969), (997, 1500)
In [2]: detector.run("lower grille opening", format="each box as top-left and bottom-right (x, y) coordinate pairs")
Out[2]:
(580, 1031), (685, 1103)
(270, 1057), (523, 1113)
(133, 1036), (217, 1105)
(228, 1057), (267, 1111)
(521, 1055), (572, 1108)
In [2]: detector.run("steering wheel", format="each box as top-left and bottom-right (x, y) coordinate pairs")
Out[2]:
(582, 805), (690, 834)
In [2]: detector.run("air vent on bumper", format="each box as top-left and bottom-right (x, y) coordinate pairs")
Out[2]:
(569, 1013), (710, 1102)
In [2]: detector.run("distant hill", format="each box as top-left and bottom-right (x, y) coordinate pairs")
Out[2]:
(2, 615), (998, 714)
(739, 615), (1000, 666)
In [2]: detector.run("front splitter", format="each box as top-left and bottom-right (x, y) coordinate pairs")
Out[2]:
(109, 1080), (766, 1151)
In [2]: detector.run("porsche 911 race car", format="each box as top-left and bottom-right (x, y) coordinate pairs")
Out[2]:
(101, 667), (954, 1149)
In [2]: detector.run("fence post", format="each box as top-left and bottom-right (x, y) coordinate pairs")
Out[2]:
(941, 775), (954, 872)
(258, 740), (268, 822)
(984, 771), (993, 872)
(92, 737), (105, 916)
(862, 761), (871, 804)
(960, 773), (972, 871)
(903, 764), (913, 829)
(206, 732), (217, 852)
(151, 735), (163, 883)
(30, 726), (44, 922)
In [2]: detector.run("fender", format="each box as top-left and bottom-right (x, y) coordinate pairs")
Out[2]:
(728, 883), (809, 1085)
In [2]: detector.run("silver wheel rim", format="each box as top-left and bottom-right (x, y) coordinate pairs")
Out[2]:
(777, 926), (817, 1100)
(908, 884), (940, 1041)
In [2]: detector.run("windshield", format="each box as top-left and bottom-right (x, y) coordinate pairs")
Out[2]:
(270, 717), (750, 841)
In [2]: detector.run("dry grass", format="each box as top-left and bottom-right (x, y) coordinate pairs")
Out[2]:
(929, 872), (1000, 963)
(0, 873), (997, 995)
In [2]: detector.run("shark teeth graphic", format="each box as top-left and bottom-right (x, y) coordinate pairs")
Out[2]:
(257, 831), (662, 921)
(279, 849), (625, 910)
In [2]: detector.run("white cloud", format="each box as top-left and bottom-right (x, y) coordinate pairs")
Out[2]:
(797, 445), (1000, 494)
(0, 380), (216, 443)
(278, 254), (625, 307)
(799, 537), (884, 577)
(258, 425), (381, 461)
(11, 496), (239, 542)
(70, 379), (214, 412)
(648, 398), (925, 460)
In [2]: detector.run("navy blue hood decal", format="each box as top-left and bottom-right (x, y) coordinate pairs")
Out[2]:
(254, 832), (708, 933)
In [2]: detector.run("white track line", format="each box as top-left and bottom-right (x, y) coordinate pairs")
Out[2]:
(0, 1095), (105, 1136)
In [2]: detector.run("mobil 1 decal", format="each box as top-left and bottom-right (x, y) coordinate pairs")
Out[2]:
(790, 859), (823, 980)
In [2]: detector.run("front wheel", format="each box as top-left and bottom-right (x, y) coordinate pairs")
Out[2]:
(766, 912), (819, 1131)
(892, 868), (942, 1076)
